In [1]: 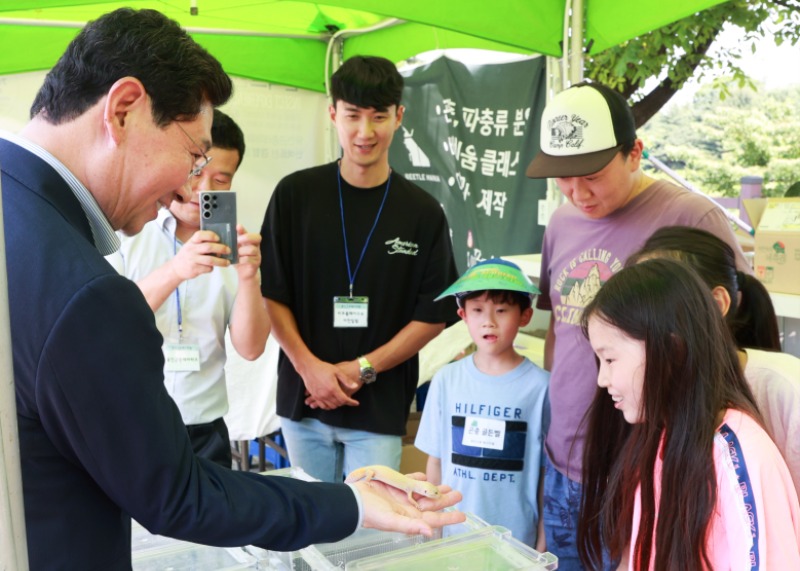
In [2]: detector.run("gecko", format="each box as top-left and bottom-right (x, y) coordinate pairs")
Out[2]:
(345, 464), (441, 510)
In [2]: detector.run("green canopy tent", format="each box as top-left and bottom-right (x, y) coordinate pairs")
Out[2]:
(0, 0), (727, 91)
(0, 1), (730, 568)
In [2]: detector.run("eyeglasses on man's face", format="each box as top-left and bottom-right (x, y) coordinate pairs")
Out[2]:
(176, 122), (212, 178)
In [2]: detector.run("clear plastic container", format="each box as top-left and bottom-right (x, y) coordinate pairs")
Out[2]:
(260, 466), (317, 481)
(264, 510), (490, 570)
(131, 520), (189, 555)
(131, 519), (257, 570)
(132, 542), (257, 570)
(346, 525), (558, 570)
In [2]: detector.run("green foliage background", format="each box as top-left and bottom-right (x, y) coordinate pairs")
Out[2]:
(639, 82), (800, 198)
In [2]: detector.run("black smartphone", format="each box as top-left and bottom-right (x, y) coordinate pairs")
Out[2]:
(199, 191), (238, 263)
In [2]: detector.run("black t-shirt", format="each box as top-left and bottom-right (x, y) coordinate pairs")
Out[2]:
(261, 161), (458, 435)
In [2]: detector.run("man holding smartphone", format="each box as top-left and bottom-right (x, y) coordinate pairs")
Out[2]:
(107, 109), (270, 467)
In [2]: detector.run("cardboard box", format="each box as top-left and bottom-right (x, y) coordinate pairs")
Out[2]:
(400, 411), (427, 474)
(744, 198), (800, 295)
(403, 411), (422, 445)
(400, 444), (428, 474)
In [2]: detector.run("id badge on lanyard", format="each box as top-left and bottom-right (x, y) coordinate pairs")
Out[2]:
(164, 339), (201, 371)
(333, 296), (369, 328)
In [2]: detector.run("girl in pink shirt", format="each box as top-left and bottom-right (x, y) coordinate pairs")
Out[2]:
(627, 226), (800, 497)
(576, 259), (800, 570)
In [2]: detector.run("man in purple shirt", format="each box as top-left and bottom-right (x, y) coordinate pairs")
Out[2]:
(526, 81), (750, 570)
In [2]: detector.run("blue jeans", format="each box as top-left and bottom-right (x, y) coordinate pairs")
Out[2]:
(542, 454), (585, 570)
(542, 455), (616, 571)
(280, 417), (401, 482)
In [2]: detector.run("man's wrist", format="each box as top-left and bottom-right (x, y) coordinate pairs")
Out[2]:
(345, 483), (365, 529)
(236, 273), (261, 288)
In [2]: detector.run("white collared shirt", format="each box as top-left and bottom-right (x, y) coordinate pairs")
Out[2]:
(106, 209), (238, 425)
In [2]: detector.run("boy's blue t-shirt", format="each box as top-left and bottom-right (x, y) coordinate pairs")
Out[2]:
(415, 355), (550, 546)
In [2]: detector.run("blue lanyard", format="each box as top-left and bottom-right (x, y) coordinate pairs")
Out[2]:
(337, 164), (391, 298)
(719, 422), (761, 569)
(173, 233), (184, 338)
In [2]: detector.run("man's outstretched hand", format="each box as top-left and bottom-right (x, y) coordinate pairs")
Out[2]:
(351, 472), (465, 537)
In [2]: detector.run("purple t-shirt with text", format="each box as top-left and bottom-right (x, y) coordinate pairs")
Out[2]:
(537, 179), (750, 480)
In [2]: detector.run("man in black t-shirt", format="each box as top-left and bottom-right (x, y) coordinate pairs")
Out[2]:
(260, 55), (459, 482)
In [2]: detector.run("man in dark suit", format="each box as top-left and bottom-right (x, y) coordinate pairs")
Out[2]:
(0, 8), (462, 569)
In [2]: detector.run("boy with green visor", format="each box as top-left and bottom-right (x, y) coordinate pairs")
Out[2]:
(415, 259), (550, 547)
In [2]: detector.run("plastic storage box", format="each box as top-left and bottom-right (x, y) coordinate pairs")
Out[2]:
(131, 520), (190, 555)
(131, 519), (258, 570)
(261, 511), (495, 570)
(276, 528), (429, 571)
(252, 467), (558, 570)
(346, 525), (558, 570)
(132, 543), (257, 571)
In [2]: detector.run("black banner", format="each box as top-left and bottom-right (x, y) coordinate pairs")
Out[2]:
(390, 56), (548, 273)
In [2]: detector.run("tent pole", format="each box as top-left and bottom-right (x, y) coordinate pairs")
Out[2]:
(552, 0), (587, 205)
(0, 171), (30, 570)
(561, 0), (585, 87)
(561, 0), (571, 89)
(569, 0), (585, 84)
(0, 18), (327, 40)
(324, 35), (344, 163)
(545, 56), (563, 204)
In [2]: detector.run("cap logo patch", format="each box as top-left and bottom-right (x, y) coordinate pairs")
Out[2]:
(548, 114), (590, 152)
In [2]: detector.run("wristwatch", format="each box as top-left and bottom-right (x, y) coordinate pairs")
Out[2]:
(358, 356), (377, 384)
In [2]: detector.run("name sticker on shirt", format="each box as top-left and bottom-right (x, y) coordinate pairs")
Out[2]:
(164, 341), (201, 372)
(333, 296), (369, 328)
(462, 417), (506, 450)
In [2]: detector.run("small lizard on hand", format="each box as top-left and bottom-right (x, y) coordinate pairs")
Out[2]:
(345, 465), (441, 510)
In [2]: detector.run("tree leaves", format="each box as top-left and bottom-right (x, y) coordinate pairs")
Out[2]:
(585, 0), (800, 127)
(639, 83), (800, 198)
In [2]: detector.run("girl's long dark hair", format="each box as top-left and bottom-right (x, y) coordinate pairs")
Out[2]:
(577, 259), (761, 571)
(626, 226), (780, 351)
